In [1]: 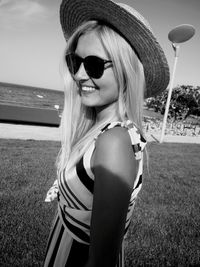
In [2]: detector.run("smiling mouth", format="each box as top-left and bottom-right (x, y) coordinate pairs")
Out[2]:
(81, 86), (96, 93)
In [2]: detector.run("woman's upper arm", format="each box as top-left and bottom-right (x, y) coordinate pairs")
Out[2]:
(87, 127), (139, 267)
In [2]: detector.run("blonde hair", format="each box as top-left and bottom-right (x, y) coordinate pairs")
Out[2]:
(57, 21), (145, 173)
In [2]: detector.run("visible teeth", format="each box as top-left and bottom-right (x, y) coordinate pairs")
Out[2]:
(82, 86), (96, 92)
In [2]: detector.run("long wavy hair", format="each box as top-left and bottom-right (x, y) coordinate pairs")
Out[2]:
(56, 20), (145, 173)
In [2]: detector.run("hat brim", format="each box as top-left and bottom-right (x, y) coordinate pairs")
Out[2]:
(60, 0), (170, 98)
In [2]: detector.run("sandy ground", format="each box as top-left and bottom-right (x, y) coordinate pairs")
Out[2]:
(0, 123), (60, 141)
(0, 123), (200, 144)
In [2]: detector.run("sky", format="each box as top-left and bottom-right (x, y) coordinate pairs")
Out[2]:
(0, 0), (199, 91)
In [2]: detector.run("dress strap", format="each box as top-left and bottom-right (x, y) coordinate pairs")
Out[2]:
(97, 120), (147, 160)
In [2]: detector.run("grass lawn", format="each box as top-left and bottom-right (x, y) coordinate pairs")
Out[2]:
(0, 139), (200, 266)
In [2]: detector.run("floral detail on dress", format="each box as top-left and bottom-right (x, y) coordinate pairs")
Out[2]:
(45, 179), (59, 202)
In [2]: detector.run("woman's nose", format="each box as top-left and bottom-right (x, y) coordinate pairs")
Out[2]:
(74, 63), (89, 81)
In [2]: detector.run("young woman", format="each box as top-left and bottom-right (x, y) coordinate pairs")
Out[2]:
(44, 0), (169, 266)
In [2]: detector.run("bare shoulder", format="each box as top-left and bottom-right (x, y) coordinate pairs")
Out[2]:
(93, 127), (138, 187)
(96, 126), (131, 153)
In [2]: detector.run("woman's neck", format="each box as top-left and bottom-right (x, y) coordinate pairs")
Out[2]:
(95, 102), (119, 123)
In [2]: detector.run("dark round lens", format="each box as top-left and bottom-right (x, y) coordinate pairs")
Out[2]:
(65, 54), (81, 75)
(85, 56), (104, 79)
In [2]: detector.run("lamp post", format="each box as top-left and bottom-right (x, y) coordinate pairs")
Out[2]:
(160, 24), (195, 143)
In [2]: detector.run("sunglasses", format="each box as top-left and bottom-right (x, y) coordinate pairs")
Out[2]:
(65, 53), (112, 79)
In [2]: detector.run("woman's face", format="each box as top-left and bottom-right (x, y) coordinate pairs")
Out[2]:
(73, 30), (119, 114)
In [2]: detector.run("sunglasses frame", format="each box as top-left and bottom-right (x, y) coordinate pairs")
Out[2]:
(65, 53), (112, 79)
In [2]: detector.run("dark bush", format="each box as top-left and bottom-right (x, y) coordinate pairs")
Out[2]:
(145, 85), (200, 121)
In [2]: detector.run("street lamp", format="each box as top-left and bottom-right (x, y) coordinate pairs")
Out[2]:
(160, 24), (195, 143)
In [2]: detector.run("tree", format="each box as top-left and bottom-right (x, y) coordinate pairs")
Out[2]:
(145, 85), (200, 121)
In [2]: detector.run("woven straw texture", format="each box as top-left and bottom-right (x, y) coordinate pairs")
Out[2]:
(60, 0), (170, 98)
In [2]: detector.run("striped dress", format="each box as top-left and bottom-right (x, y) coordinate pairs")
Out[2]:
(44, 120), (147, 267)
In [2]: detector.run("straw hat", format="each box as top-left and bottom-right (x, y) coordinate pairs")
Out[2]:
(60, 0), (170, 98)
